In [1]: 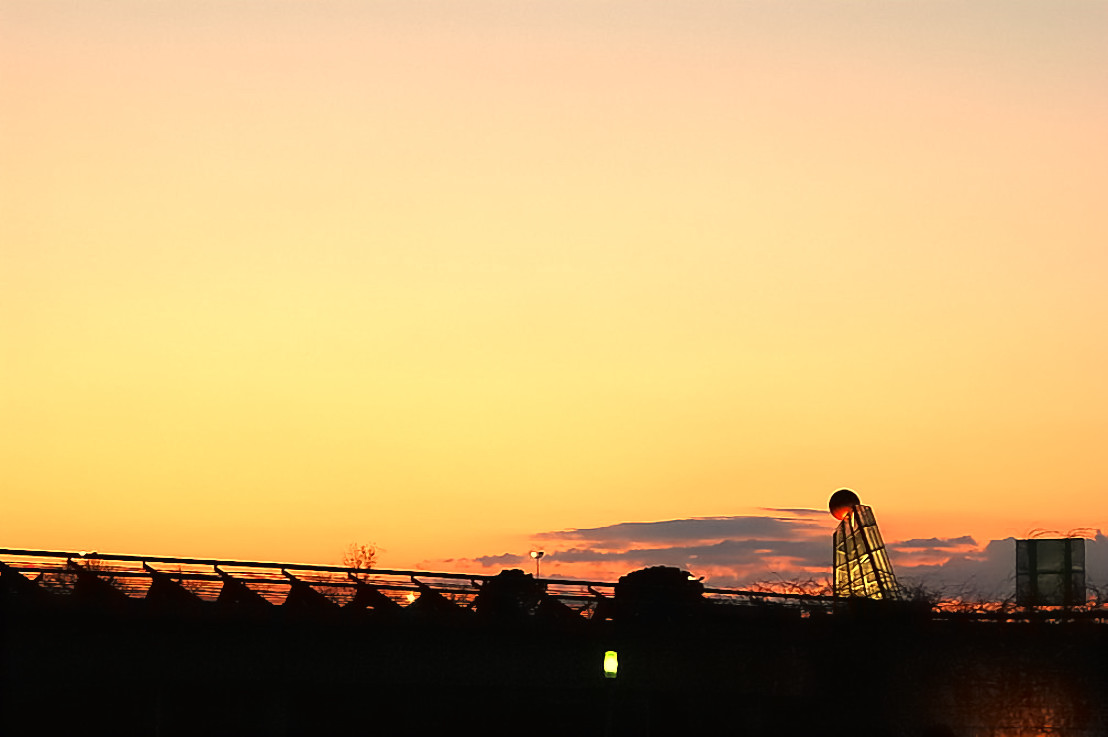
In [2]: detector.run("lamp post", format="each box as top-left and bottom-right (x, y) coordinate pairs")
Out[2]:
(529, 550), (544, 578)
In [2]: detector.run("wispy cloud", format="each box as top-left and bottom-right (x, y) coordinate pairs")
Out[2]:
(758, 507), (826, 517)
(892, 536), (978, 550)
(470, 553), (527, 567)
(534, 514), (828, 551)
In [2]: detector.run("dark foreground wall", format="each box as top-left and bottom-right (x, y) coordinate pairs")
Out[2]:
(3, 595), (1107, 737)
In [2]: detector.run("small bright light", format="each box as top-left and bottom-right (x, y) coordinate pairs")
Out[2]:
(530, 550), (544, 559)
(405, 593), (416, 603)
(603, 650), (618, 679)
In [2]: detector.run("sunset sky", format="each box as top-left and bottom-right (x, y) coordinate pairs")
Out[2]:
(3, 1), (1106, 594)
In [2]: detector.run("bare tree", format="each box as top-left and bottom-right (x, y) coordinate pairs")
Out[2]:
(342, 542), (378, 581)
(746, 574), (833, 597)
(40, 555), (119, 593)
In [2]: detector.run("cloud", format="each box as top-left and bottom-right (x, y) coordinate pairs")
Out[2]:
(887, 536), (982, 568)
(442, 513), (838, 586)
(436, 514), (1108, 600)
(891, 536), (978, 550)
(534, 514), (829, 551)
(550, 537), (827, 568)
(758, 507), (826, 517)
(893, 538), (1015, 599)
(470, 553), (526, 567)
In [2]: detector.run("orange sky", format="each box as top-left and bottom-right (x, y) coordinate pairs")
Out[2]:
(2, 1), (1106, 585)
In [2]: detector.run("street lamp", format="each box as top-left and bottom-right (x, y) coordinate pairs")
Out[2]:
(529, 550), (545, 578)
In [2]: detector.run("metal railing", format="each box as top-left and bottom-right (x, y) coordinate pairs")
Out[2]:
(0, 547), (840, 618)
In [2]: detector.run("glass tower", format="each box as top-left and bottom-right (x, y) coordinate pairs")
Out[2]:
(830, 490), (900, 600)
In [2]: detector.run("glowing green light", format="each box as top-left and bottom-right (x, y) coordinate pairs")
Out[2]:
(603, 650), (618, 679)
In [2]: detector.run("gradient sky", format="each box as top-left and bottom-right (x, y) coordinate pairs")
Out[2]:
(3, 1), (1106, 590)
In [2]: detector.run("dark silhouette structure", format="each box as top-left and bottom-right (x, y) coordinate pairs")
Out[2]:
(1016, 537), (1086, 607)
(613, 565), (706, 623)
(2, 548), (1107, 736)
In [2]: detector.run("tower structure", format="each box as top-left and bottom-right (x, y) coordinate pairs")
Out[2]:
(830, 489), (900, 600)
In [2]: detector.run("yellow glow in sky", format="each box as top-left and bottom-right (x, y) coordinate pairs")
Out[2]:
(2, 1), (1106, 577)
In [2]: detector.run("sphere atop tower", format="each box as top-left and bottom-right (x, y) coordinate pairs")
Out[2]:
(829, 488), (861, 520)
